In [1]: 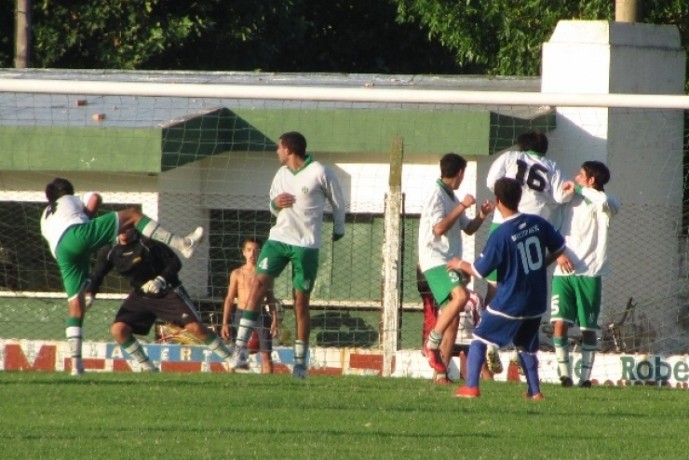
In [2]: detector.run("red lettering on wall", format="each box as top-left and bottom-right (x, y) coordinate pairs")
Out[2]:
(4, 344), (56, 371)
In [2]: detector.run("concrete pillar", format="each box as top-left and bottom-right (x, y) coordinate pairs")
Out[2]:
(542, 21), (686, 352)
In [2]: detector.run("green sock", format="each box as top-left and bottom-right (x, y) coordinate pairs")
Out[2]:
(427, 330), (442, 349)
(553, 336), (570, 378)
(122, 336), (150, 364)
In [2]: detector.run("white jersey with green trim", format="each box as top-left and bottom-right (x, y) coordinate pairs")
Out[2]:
(268, 156), (346, 249)
(554, 186), (619, 277)
(418, 180), (471, 272)
(40, 194), (90, 257)
(486, 150), (568, 228)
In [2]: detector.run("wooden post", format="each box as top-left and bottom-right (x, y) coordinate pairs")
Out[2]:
(615, 0), (641, 23)
(14, 0), (31, 68)
(381, 137), (403, 377)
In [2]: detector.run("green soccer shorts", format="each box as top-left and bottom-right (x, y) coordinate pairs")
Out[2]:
(55, 212), (118, 298)
(550, 275), (602, 331)
(423, 265), (465, 308)
(256, 240), (319, 293)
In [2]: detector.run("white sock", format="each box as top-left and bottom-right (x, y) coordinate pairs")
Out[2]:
(579, 344), (596, 382)
(294, 340), (308, 366)
(139, 219), (185, 251)
(66, 326), (82, 359)
(205, 333), (233, 360)
(554, 337), (571, 378)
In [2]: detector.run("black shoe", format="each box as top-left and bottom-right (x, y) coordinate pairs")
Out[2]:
(560, 376), (574, 388)
(578, 380), (592, 388)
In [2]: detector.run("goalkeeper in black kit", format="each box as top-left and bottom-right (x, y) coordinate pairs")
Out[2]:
(87, 227), (235, 371)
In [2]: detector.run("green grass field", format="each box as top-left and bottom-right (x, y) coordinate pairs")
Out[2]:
(1, 372), (688, 459)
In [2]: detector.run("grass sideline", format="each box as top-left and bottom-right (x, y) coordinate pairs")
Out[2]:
(1, 372), (688, 459)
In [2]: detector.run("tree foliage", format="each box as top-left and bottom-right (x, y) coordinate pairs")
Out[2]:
(393, 0), (615, 75)
(1, 0), (463, 73)
(393, 0), (689, 77)
(30, 0), (207, 69)
(1, 0), (688, 78)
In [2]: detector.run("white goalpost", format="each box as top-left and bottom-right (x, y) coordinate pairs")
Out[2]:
(2, 76), (689, 108)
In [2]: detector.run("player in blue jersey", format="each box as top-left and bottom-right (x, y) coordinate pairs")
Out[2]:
(448, 177), (566, 399)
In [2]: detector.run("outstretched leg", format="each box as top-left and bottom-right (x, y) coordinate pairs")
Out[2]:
(118, 209), (203, 259)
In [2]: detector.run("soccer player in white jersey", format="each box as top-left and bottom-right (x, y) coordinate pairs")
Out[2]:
(40, 178), (204, 375)
(550, 161), (620, 388)
(418, 153), (493, 382)
(486, 130), (568, 229)
(484, 131), (567, 295)
(229, 131), (346, 379)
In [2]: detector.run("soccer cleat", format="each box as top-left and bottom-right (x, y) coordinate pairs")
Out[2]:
(423, 344), (447, 373)
(180, 226), (204, 259)
(578, 380), (592, 388)
(226, 346), (249, 372)
(486, 348), (504, 374)
(560, 376), (574, 388)
(140, 362), (159, 372)
(523, 391), (544, 400)
(292, 363), (308, 379)
(454, 385), (480, 398)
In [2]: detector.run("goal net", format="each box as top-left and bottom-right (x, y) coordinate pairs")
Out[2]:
(0, 71), (688, 383)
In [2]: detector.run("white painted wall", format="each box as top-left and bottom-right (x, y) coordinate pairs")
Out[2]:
(542, 20), (686, 352)
(199, 151), (481, 265)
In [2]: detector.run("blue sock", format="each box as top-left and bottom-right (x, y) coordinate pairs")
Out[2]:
(466, 341), (487, 388)
(519, 351), (540, 395)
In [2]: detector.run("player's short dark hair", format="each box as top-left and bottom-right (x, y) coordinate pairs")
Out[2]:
(45, 177), (74, 203)
(493, 177), (522, 211)
(581, 161), (611, 190)
(242, 238), (261, 249)
(279, 131), (307, 158)
(439, 153), (467, 178)
(517, 130), (548, 155)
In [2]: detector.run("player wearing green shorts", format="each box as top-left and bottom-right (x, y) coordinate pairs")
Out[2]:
(549, 161), (619, 388)
(40, 178), (204, 375)
(229, 132), (346, 378)
(418, 153), (493, 381)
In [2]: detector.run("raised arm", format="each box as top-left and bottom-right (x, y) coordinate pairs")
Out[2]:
(462, 200), (495, 236)
(577, 185), (620, 217)
(433, 194), (476, 237)
(82, 192), (103, 219)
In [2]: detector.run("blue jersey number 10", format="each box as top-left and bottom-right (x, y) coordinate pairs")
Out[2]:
(516, 236), (543, 274)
